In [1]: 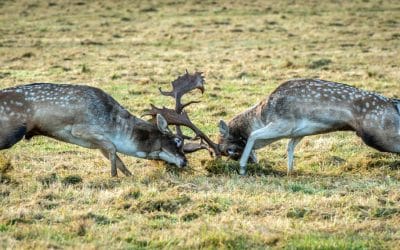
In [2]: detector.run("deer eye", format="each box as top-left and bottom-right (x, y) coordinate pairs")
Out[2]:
(174, 138), (182, 147)
(227, 148), (236, 156)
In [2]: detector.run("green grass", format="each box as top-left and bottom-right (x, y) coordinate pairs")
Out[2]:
(286, 233), (385, 250)
(1, 0), (400, 249)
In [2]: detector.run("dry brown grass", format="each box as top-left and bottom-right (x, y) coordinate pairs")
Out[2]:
(1, 0), (400, 249)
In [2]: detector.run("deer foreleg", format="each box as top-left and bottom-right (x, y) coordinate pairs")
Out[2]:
(100, 150), (132, 177)
(239, 122), (291, 175)
(104, 144), (118, 177)
(287, 137), (303, 175)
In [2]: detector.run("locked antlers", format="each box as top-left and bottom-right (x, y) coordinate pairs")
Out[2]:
(145, 70), (221, 157)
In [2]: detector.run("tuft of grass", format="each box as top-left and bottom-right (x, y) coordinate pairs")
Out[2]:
(147, 213), (178, 229)
(308, 58), (333, 69)
(286, 208), (313, 219)
(0, 155), (14, 185)
(0, 224), (10, 232)
(124, 237), (178, 249)
(22, 52), (35, 58)
(111, 74), (121, 80)
(61, 175), (82, 186)
(140, 7), (157, 13)
(73, 222), (87, 236)
(341, 152), (400, 174)
(122, 187), (141, 200)
(37, 200), (58, 210)
(197, 197), (232, 215)
(285, 233), (384, 249)
(205, 159), (282, 176)
(82, 212), (116, 225)
(287, 182), (317, 194)
(136, 194), (191, 213)
(388, 161), (400, 170)
(80, 64), (90, 73)
(198, 230), (279, 249)
(352, 205), (400, 219)
(37, 173), (58, 187)
(87, 178), (121, 189)
(0, 174), (12, 184)
(0, 72), (11, 79)
(6, 215), (32, 226)
(372, 207), (400, 218)
(0, 189), (10, 198)
(0, 155), (12, 174)
(181, 212), (200, 222)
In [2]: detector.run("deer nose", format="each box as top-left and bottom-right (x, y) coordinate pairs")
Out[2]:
(180, 158), (187, 168)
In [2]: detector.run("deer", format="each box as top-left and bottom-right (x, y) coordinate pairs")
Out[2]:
(218, 78), (400, 175)
(0, 81), (190, 177)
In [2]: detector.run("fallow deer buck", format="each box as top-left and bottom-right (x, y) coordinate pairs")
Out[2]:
(219, 79), (400, 175)
(0, 79), (191, 177)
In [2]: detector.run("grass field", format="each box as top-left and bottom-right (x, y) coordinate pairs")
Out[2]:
(1, 0), (400, 249)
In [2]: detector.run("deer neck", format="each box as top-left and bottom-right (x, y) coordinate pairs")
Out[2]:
(229, 102), (265, 141)
(105, 112), (145, 154)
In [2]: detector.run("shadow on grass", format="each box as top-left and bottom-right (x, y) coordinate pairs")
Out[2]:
(203, 151), (400, 179)
(162, 162), (210, 177)
(0, 155), (18, 185)
(341, 152), (400, 171)
(338, 152), (400, 180)
(135, 194), (191, 213)
(204, 159), (286, 177)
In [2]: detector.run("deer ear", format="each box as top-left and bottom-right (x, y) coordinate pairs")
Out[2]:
(156, 114), (169, 134)
(219, 120), (229, 138)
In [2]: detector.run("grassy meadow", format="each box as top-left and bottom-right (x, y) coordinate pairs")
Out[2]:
(1, 0), (400, 248)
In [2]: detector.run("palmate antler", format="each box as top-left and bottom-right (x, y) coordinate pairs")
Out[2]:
(145, 70), (221, 157)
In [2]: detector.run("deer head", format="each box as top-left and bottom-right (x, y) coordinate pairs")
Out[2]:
(218, 120), (245, 160)
(151, 114), (187, 167)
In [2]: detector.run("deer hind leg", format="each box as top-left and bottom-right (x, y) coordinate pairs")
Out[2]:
(287, 137), (303, 175)
(239, 121), (292, 175)
(249, 150), (258, 163)
(0, 123), (27, 150)
(71, 125), (118, 177)
(359, 130), (400, 153)
(100, 149), (132, 177)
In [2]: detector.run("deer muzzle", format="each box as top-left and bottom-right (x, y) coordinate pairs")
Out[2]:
(158, 151), (187, 168)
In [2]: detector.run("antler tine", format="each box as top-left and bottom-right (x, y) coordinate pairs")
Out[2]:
(182, 100), (201, 110)
(183, 142), (213, 155)
(144, 105), (192, 127)
(158, 87), (174, 98)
